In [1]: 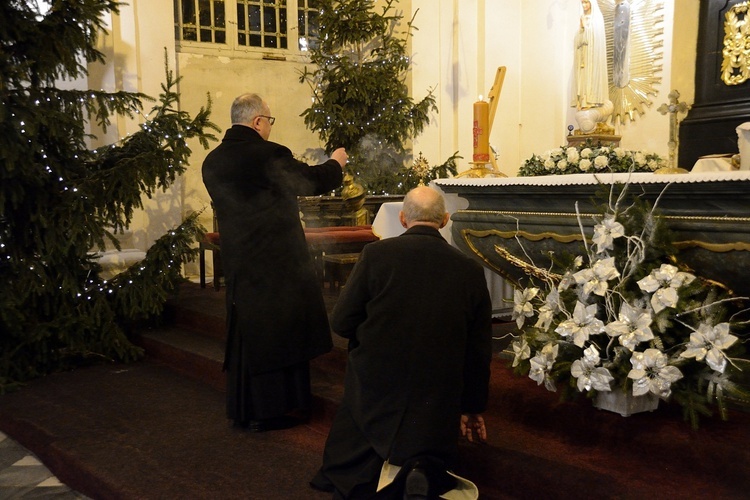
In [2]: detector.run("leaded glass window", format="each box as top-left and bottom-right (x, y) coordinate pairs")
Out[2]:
(175, 0), (227, 44)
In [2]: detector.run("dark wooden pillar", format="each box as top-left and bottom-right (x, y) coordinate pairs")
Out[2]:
(679, 0), (750, 169)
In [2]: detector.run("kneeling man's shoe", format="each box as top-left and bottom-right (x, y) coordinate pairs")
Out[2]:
(404, 466), (431, 499)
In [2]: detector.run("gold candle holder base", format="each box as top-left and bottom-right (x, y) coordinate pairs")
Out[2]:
(457, 162), (507, 178)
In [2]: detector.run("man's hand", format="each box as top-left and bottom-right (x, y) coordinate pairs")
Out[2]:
(330, 147), (348, 168)
(460, 413), (487, 443)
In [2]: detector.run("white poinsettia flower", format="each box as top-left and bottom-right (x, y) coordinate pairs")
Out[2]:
(604, 302), (654, 351)
(650, 286), (679, 313)
(512, 287), (539, 329)
(555, 301), (605, 347)
(594, 155), (609, 170)
(573, 258), (619, 297)
(628, 348), (683, 398)
(534, 288), (560, 331)
(558, 257), (586, 293)
(570, 345), (614, 392)
(680, 322), (738, 373)
(511, 338), (531, 367)
(529, 343), (559, 391)
(592, 216), (625, 253)
(637, 264), (696, 313)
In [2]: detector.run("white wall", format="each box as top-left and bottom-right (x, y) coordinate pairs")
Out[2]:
(411, 0), (686, 176)
(88, 0), (181, 251)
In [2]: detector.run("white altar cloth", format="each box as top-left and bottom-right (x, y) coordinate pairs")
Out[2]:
(692, 157), (734, 173)
(433, 170), (750, 188)
(372, 196), (513, 317)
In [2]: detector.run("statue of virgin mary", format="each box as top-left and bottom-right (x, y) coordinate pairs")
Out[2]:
(572, 0), (613, 134)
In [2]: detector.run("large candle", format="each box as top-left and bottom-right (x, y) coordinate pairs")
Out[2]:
(473, 97), (490, 163)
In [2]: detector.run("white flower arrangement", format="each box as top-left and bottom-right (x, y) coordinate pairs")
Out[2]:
(518, 140), (663, 176)
(509, 184), (749, 427)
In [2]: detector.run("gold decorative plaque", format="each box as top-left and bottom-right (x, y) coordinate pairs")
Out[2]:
(722, 1), (750, 86)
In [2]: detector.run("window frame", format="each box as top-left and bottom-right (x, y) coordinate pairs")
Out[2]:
(174, 0), (318, 62)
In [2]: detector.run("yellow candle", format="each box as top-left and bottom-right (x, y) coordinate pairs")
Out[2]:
(473, 97), (490, 163)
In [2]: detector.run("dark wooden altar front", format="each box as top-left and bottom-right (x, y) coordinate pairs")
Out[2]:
(435, 173), (750, 298)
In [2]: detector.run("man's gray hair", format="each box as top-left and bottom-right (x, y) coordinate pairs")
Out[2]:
(231, 93), (265, 125)
(402, 187), (446, 225)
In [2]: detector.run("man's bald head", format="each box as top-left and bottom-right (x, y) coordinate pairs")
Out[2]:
(399, 186), (449, 229)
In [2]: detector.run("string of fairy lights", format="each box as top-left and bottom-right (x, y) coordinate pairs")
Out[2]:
(5, 89), (195, 298)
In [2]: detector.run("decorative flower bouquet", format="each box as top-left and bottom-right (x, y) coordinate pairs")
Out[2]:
(518, 140), (663, 176)
(509, 183), (750, 427)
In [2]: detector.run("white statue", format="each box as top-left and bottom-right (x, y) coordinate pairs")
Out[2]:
(613, 0), (632, 88)
(572, 0), (613, 134)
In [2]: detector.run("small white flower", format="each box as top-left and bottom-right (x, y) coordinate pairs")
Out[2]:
(511, 338), (531, 367)
(647, 159), (659, 171)
(605, 302), (654, 351)
(592, 215), (625, 253)
(566, 147), (580, 163)
(557, 159), (569, 171)
(614, 147), (626, 158)
(529, 343), (559, 391)
(571, 345), (614, 392)
(680, 322), (738, 373)
(534, 288), (560, 331)
(512, 287), (539, 328)
(579, 158), (593, 171)
(555, 301), (605, 347)
(628, 348), (683, 398)
(637, 264), (696, 313)
(544, 158), (555, 170)
(580, 147), (593, 158)
(594, 155), (609, 170)
(573, 257), (619, 297)
(634, 152), (646, 166)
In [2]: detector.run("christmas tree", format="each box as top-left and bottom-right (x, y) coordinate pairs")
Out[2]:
(0, 1), (218, 391)
(299, 0), (457, 194)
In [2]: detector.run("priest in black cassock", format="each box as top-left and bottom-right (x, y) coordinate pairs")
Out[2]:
(202, 93), (347, 432)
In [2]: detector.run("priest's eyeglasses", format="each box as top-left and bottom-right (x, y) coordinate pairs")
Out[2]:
(258, 115), (276, 125)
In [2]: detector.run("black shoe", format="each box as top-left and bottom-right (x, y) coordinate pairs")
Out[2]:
(404, 467), (431, 499)
(240, 415), (303, 433)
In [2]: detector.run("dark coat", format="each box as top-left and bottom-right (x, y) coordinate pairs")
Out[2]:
(202, 125), (343, 376)
(330, 225), (492, 465)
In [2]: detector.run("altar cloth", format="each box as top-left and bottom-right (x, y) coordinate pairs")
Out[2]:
(434, 169), (750, 188)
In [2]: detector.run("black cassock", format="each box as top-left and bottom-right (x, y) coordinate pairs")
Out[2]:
(313, 225), (492, 497)
(202, 125), (342, 422)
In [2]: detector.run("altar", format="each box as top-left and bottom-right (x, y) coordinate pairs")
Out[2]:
(433, 171), (750, 297)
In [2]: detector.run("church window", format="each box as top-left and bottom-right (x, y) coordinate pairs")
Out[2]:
(173, 0), (319, 56)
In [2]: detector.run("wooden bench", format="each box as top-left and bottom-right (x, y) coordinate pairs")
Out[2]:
(198, 225), (378, 289)
(322, 252), (360, 290)
(303, 225), (378, 282)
